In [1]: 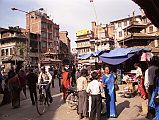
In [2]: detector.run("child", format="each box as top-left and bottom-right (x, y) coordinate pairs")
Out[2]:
(86, 71), (103, 120)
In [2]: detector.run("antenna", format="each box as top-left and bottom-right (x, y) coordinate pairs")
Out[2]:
(90, 0), (99, 25)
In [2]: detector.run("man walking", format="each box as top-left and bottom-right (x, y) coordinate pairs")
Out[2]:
(26, 68), (38, 105)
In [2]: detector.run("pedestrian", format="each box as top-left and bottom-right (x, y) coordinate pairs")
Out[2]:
(71, 65), (76, 86)
(61, 66), (70, 102)
(8, 69), (26, 108)
(8, 65), (16, 79)
(26, 68), (38, 105)
(57, 66), (62, 92)
(49, 66), (54, 88)
(38, 66), (53, 103)
(134, 63), (142, 84)
(76, 69), (88, 120)
(76, 69), (80, 80)
(102, 66), (117, 118)
(86, 71), (102, 120)
(144, 56), (159, 119)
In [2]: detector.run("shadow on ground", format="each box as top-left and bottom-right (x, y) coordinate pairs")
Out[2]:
(116, 100), (130, 117)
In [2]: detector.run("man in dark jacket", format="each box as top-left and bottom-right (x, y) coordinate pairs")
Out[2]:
(26, 68), (38, 105)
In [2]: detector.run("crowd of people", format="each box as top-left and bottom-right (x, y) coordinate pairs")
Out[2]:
(0, 55), (159, 120)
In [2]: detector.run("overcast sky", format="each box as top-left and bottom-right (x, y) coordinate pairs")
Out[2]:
(0, 0), (140, 48)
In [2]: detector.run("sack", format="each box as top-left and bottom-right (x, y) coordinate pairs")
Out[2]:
(154, 93), (159, 104)
(114, 84), (119, 91)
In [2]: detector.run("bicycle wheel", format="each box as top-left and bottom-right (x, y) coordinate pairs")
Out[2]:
(36, 94), (46, 115)
(66, 93), (78, 110)
(45, 95), (50, 106)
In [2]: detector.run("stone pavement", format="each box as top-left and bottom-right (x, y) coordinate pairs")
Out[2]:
(0, 79), (149, 120)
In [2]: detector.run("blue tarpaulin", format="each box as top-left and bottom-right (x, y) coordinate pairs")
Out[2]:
(79, 50), (109, 60)
(99, 53), (134, 65)
(79, 53), (92, 60)
(99, 48), (151, 65)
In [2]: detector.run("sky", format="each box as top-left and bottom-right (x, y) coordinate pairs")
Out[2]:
(0, 0), (140, 49)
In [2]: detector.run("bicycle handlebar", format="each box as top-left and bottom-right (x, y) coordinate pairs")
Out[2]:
(37, 83), (48, 86)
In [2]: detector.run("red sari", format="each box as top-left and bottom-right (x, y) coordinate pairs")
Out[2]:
(61, 71), (70, 100)
(138, 77), (148, 99)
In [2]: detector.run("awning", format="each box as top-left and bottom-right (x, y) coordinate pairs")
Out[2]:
(100, 48), (150, 58)
(78, 53), (92, 60)
(99, 53), (134, 65)
(132, 0), (159, 28)
(99, 48), (151, 65)
(2, 56), (24, 63)
(79, 50), (109, 60)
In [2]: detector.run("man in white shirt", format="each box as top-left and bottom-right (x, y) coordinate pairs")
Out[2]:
(86, 71), (102, 120)
(38, 66), (53, 103)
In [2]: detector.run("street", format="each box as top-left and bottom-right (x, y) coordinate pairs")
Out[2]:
(0, 79), (148, 120)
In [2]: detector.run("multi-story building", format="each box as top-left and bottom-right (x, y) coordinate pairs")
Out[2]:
(71, 48), (78, 66)
(76, 22), (114, 65)
(109, 14), (142, 47)
(76, 29), (91, 56)
(26, 10), (60, 61)
(59, 31), (71, 52)
(0, 26), (39, 70)
(91, 22), (114, 51)
(109, 11), (159, 55)
(59, 31), (72, 64)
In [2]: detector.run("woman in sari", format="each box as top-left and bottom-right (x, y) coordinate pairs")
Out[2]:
(149, 68), (159, 120)
(8, 69), (26, 108)
(61, 66), (70, 102)
(102, 66), (117, 118)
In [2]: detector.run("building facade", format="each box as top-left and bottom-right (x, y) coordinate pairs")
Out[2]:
(0, 26), (39, 68)
(26, 10), (60, 62)
(109, 14), (142, 47)
(59, 31), (72, 64)
(76, 22), (115, 65)
(109, 11), (159, 54)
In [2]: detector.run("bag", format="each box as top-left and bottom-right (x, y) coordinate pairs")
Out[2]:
(114, 84), (119, 91)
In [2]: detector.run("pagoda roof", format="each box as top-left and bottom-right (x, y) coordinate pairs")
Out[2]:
(123, 23), (147, 33)
(119, 33), (157, 42)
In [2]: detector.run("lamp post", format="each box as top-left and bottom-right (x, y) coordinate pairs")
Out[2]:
(11, 7), (31, 65)
(11, 7), (44, 66)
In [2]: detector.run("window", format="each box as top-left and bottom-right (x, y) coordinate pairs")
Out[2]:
(10, 48), (13, 55)
(48, 24), (52, 30)
(41, 41), (47, 47)
(1, 49), (4, 56)
(118, 22), (121, 27)
(6, 49), (8, 56)
(124, 21), (127, 26)
(143, 18), (147, 24)
(41, 22), (47, 29)
(149, 26), (153, 33)
(41, 32), (47, 38)
(112, 25), (115, 30)
(119, 31), (122, 37)
(48, 33), (52, 39)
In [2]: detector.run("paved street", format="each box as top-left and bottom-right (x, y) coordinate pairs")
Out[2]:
(0, 79), (148, 120)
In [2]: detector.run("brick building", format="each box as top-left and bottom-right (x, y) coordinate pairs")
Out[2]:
(59, 31), (72, 64)
(0, 26), (39, 70)
(26, 10), (60, 61)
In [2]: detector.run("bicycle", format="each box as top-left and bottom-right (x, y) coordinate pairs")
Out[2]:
(36, 82), (51, 115)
